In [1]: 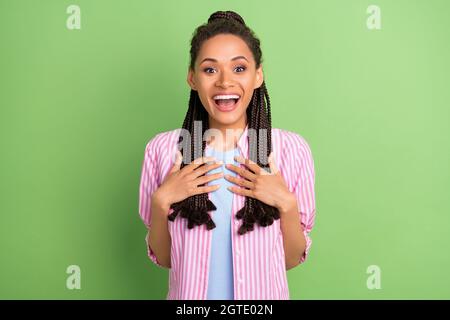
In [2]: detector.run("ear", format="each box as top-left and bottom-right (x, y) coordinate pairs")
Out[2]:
(254, 64), (264, 89)
(187, 68), (197, 91)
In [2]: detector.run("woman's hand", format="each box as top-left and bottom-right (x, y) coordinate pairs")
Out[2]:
(153, 151), (224, 211)
(224, 152), (297, 214)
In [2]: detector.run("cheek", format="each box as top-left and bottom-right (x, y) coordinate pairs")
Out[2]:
(194, 81), (213, 107)
(241, 75), (258, 93)
(198, 93), (212, 110)
(241, 79), (256, 102)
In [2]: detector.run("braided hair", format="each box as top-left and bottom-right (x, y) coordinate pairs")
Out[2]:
(168, 10), (280, 235)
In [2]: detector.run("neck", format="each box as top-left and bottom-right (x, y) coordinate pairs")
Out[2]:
(207, 117), (247, 152)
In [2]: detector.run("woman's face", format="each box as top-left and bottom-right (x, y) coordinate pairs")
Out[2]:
(187, 34), (263, 130)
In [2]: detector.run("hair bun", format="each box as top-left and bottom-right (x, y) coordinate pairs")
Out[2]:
(208, 11), (246, 26)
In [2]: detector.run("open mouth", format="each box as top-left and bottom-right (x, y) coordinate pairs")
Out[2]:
(212, 94), (241, 111)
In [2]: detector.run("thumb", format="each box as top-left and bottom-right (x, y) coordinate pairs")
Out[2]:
(170, 150), (183, 173)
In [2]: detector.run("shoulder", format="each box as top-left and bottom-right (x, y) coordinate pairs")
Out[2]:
(272, 127), (313, 158)
(143, 128), (181, 170)
(145, 128), (182, 155)
(273, 128), (315, 191)
(143, 128), (181, 184)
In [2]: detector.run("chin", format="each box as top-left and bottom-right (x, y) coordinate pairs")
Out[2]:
(210, 110), (244, 125)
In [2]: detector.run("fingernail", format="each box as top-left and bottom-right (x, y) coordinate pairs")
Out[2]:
(217, 160), (223, 164)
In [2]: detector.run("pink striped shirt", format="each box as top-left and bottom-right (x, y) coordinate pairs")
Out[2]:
(138, 124), (316, 300)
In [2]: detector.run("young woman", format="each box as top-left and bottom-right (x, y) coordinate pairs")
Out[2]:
(139, 11), (316, 300)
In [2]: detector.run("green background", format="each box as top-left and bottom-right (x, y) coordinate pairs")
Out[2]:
(1, 0), (449, 299)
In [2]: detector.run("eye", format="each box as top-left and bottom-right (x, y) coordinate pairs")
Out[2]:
(203, 67), (216, 73)
(234, 66), (246, 73)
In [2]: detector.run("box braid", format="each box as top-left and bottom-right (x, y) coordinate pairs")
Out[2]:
(167, 11), (280, 235)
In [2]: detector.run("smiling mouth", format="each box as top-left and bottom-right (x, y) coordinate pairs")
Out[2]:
(212, 94), (241, 111)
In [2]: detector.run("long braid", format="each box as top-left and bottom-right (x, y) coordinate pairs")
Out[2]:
(169, 11), (280, 235)
(168, 90), (216, 230)
(235, 82), (280, 235)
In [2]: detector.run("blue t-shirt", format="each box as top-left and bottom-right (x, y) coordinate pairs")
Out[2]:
(204, 146), (240, 300)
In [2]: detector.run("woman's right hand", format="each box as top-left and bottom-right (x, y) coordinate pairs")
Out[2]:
(152, 151), (224, 210)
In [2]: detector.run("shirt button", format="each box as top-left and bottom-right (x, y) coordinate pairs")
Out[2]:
(234, 220), (239, 226)
(236, 249), (240, 256)
(238, 278), (244, 284)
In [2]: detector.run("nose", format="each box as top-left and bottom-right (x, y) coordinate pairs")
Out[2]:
(215, 69), (235, 88)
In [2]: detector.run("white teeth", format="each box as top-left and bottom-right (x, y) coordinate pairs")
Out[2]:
(213, 94), (240, 100)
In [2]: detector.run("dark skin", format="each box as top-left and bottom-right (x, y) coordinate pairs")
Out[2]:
(186, 33), (306, 270)
(225, 155), (306, 270)
(187, 33), (262, 146)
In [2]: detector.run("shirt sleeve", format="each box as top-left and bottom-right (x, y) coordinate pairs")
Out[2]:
(290, 133), (316, 265)
(139, 135), (165, 268)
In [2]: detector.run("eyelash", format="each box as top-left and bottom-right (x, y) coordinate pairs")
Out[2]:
(203, 66), (246, 74)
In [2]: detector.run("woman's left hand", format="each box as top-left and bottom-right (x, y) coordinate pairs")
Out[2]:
(224, 152), (297, 214)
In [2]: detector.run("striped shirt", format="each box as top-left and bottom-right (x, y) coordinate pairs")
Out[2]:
(139, 124), (316, 300)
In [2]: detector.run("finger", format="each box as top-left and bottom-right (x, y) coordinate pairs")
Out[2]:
(169, 150), (183, 173)
(227, 185), (253, 197)
(182, 156), (217, 174)
(193, 184), (221, 195)
(226, 163), (256, 181)
(224, 174), (254, 189)
(234, 156), (261, 175)
(191, 161), (224, 178)
(195, 171), (224, 186)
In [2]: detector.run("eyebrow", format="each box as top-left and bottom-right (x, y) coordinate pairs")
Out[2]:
(200, 56), (249, 64)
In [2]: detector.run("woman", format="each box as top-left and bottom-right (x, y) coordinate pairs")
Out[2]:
(139, 11), (316, 300)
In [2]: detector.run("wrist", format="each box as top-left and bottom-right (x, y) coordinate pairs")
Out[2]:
(277, 192), (297, 216)
(152, 189), (171, 212)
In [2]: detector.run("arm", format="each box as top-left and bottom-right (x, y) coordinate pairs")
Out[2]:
(278, 133), (316, 271)
(225, 145), (314, 271)
(139, 135), (172, 269)
(147, 191), (172, 269)
(279, 193), (307, 271)
(141, 144), (221, 270)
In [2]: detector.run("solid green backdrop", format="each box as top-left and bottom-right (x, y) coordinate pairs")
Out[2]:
(1, 0), (449, 299)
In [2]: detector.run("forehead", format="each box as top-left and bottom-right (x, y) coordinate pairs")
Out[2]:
(197, 34), (254, 63)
